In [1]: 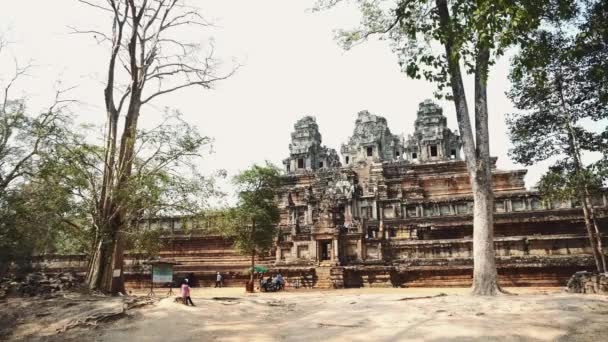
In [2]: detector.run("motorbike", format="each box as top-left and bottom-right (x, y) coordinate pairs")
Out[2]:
(260, 279), (283, 292)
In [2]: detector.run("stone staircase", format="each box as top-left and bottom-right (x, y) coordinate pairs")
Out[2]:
(314, 266), (333, 289)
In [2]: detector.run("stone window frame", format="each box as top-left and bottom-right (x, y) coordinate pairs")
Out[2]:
(430, 145), (438, 157)
(450, 149), (457, 159)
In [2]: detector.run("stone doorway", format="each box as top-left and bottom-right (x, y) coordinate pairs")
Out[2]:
(319, 240), (332, 261)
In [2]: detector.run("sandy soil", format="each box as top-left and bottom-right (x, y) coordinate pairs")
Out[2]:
(3, 287), (608, 341)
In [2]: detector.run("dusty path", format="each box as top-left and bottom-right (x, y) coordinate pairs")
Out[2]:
(100, 288), (608, 341)
(4, 288), (608, 341)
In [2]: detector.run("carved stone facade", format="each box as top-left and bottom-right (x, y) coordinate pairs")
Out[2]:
(283, 116), (341, 173)
(340, 110), (404, 166)
(404, 100), (461, 163)
(275, 99), (608, 288)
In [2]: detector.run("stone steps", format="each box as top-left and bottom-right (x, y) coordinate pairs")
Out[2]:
(314, 266), (333, 289)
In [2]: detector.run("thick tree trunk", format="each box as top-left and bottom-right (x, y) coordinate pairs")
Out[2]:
(86, 219), (126, 294)
(436, 0), (501, 295)
(471, 173), (500, 295)
(471, 46), (501, 295)
(85, 6), (126, 294)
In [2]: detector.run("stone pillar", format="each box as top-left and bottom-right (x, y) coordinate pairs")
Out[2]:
(333, 239), (339, 263)
(306, 205), (313, 225)
(372, 200), (377, 219)
(345, 201), (353, 226)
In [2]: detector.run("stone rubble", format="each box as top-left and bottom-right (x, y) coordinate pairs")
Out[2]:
(0, 271), (80, 298)
(565, 271), (608, 294)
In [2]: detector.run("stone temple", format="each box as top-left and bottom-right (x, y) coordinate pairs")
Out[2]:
(270, 99), (607, 288)
(40, 100), (608, 289)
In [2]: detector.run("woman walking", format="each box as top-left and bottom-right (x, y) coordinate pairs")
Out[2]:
(181, 278), (194, 306)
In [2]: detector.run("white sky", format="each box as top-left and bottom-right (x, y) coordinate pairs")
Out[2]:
(1, 0), (562, 203)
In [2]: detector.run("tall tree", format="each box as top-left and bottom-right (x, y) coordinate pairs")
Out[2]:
(221, 163), (281, 292)
(74, 0), (234, 294)
(54, 110), (221, 281)
(316, 0), (574, 295)
(0, 35), (72, 197)
(507, 12), (608, 272)
(0, 35), (77, 270)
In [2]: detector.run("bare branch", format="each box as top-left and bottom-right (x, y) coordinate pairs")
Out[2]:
(67, 26), (113, 44)
(76, 0), (113, 13)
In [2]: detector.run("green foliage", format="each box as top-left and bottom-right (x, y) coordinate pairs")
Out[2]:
(0, 104), (222, 269)
(316, 0), (575, 98)
(220, 163), (282, 256)
(0, 88), (79, 270)
(538, 164), (604, 203)
(506, 2), (608, 195)
(575, 0), (608, 106)
(53, 111), (223, 257)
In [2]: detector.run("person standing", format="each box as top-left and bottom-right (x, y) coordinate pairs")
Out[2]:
(181, 278), (194, 306)
(276, 273), (284, 290)
(215, 272), (223, 288)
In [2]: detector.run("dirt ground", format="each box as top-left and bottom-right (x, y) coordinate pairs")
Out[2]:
(2, 287), (608, 341)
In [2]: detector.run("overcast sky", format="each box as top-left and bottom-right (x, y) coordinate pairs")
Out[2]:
(1, 0), (561, 203)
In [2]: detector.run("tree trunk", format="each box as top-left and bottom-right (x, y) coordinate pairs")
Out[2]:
(436, 0), (501, 295)
(590, 215), (606, 272)
(103, 95), (141, 295)
(471, 46), (501, 295)
(249, 219), (256, 292)
(560, 81), (606, 273)
(580, 195), (604, 272)
(85, 6), (125, 293)
(85, 219), (127, 294)
(249, 248), (256, 292)
(471, 173), (500, 295)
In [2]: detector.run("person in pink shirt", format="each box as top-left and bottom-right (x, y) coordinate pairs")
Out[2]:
(181, 278), (194, 306)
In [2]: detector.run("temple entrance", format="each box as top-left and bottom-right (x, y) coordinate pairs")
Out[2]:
(319, 240), (332, 261)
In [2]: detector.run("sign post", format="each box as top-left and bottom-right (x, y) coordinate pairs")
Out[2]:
(146, 260), (178, 297)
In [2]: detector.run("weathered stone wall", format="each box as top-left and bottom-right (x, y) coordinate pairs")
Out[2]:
(566, 271), (608, 294)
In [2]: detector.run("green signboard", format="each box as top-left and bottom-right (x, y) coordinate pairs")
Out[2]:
(152, 263), (173, 283)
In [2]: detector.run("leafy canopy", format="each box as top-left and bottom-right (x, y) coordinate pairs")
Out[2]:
(315, 0), (575, 98)
(221, 163), (282, 256)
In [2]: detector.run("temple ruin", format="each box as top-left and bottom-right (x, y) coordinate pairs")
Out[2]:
(40, 100), (608, 289)
(271, 99), (608, 288)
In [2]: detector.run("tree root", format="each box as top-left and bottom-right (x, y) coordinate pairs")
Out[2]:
(470, 282), (515, 296)
(398, 293), (447, 301)
(57, 296), (156, 334)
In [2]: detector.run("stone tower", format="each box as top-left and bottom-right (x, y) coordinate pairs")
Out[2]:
(404, 100), (461, 163)
(283, 116), (341, 173)
(340, 110), (404, 165)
